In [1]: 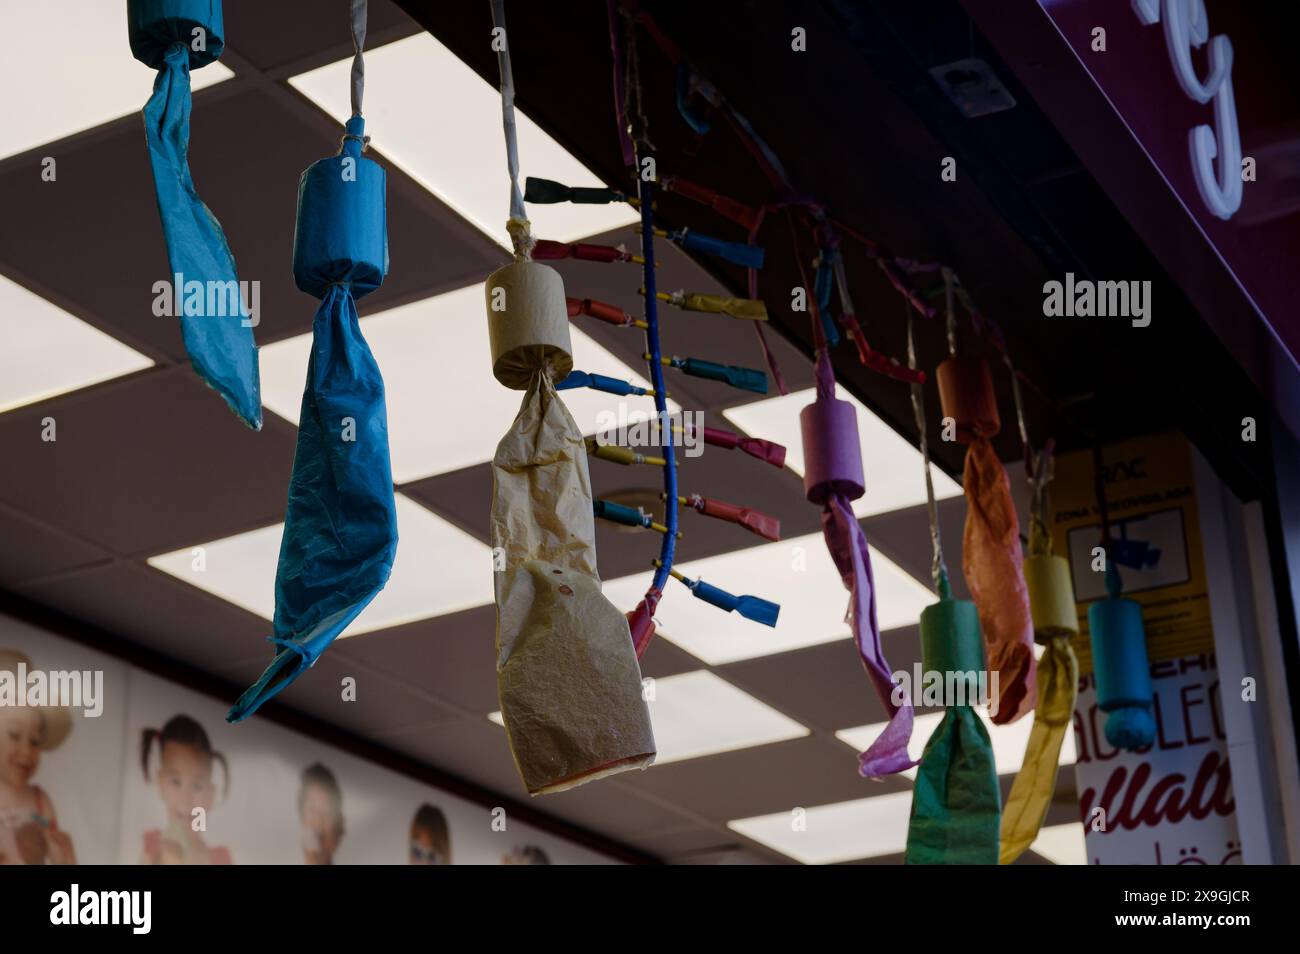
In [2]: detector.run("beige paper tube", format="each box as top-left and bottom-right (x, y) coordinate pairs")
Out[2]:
(486, 261), (574, 389)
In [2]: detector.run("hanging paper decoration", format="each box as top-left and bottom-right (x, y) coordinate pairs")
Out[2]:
(567, 296), (641, 327)
(906, 570), (1001, 864)
(555, 6), (784, 666)
(128, 0), (261, 428)
(655, 228), (765, 269)
(802, 347), (915, 777)
(486, 0), (654, 795)
(681, 423), (786, 467)
(532, 239), (645, 264)
(652, 289), (769, 321)
(677, 493), (779, 541)
(652, 354), (767, 393)
(593, 499), (673, 536)
(1000, 443), (1080, 863)
(902, 312), (1001, 863)
(659, 175), (761, 230)
(1091, 561), (1155, 750)
(935, 273), (1035, 726)
(557, 370), (653, 397)
(585, 438), (666, 468)
(229, 0), (396, 722)
(663, 567), (779, 626)
(524, 177), (625, 205)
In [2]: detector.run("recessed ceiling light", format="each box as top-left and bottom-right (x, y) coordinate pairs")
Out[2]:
(835, 707), (1077, 779)
(0, 273), (154, 413)
(643, 670), (808, 763)
(148, 494), (493, 634)
(1029, 822), (1088, 865)
(288, 33), (639, 246)
(722, 386), (963, 518)
(258, 283), (673, 483)
(602, 532), (933, 665)
(0, 1), (232, 161)
(488, 670), (808, 764)
(728, 792), (915, 864)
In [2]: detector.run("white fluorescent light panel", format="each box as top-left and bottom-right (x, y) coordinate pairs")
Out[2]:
(258, 283), (673, 484)
(489, 670), (808, 765)
(728, 792), (915, 864)
(730, 794), (1088, 866)
(0, 1), (232, 161)
(0, 273), (154, 413)
(722, 385), (963, 518)
(289, 34), (639, 246)
(148, 494), (494, 635)
(602, 532), (933, 665)
(836, 708), (1078, 779)
(643, 671), (808, 764)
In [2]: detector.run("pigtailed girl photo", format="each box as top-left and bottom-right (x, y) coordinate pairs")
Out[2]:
(139, 715), (233, 865)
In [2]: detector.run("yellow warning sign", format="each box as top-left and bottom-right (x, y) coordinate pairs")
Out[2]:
(1049, 432), (1214, 672)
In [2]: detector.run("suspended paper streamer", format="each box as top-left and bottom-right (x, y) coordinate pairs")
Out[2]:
(486, 262), (656, 795)
(801, 350), (914, 777)
(658, 290), (768, 321)
(228, 116), (397, 722)
(905, 575), (1001, 864)
(129, 0), (261, 429)
(999, 511), (1079, 864)
(937, 356), (1035, 725)
(1090, 562), (1156, 751)
(665, 230), (764, 270)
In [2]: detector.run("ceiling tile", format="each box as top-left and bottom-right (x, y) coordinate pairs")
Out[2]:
(213, 651), (459, 736)
(715, 628), (926, 733)
(224, 0), (418, 73)
(330, 604), (499, 713)
(15, 561), (271, 673)
(0, 507), (111, 590)
(627, 735), (906, 823)
(0, 370), (296, 555)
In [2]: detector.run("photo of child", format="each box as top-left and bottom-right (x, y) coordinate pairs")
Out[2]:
(0, 650), (76, 865)
(299, 762), (344, 865)
(408, 803), (451, 865)
(140, 714), (232, 865)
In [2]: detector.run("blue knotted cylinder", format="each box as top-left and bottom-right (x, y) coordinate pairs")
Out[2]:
(293, 117), (388, 300)
(1089, 596), (1156, 750)
(128, 0), (225, 70)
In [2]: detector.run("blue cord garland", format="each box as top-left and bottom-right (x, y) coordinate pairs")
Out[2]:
(638, 174), (678, 594)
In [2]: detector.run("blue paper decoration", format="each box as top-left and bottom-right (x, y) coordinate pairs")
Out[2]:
(129, 0), (261, 428)
(228, 116), (397, 722)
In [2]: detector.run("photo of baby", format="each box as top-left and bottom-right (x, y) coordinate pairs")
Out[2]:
(0, 650), (76, 865)
(408, 803), (451, 865)
(139, 714), (232, 865)
(299, 762), (344, 865)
